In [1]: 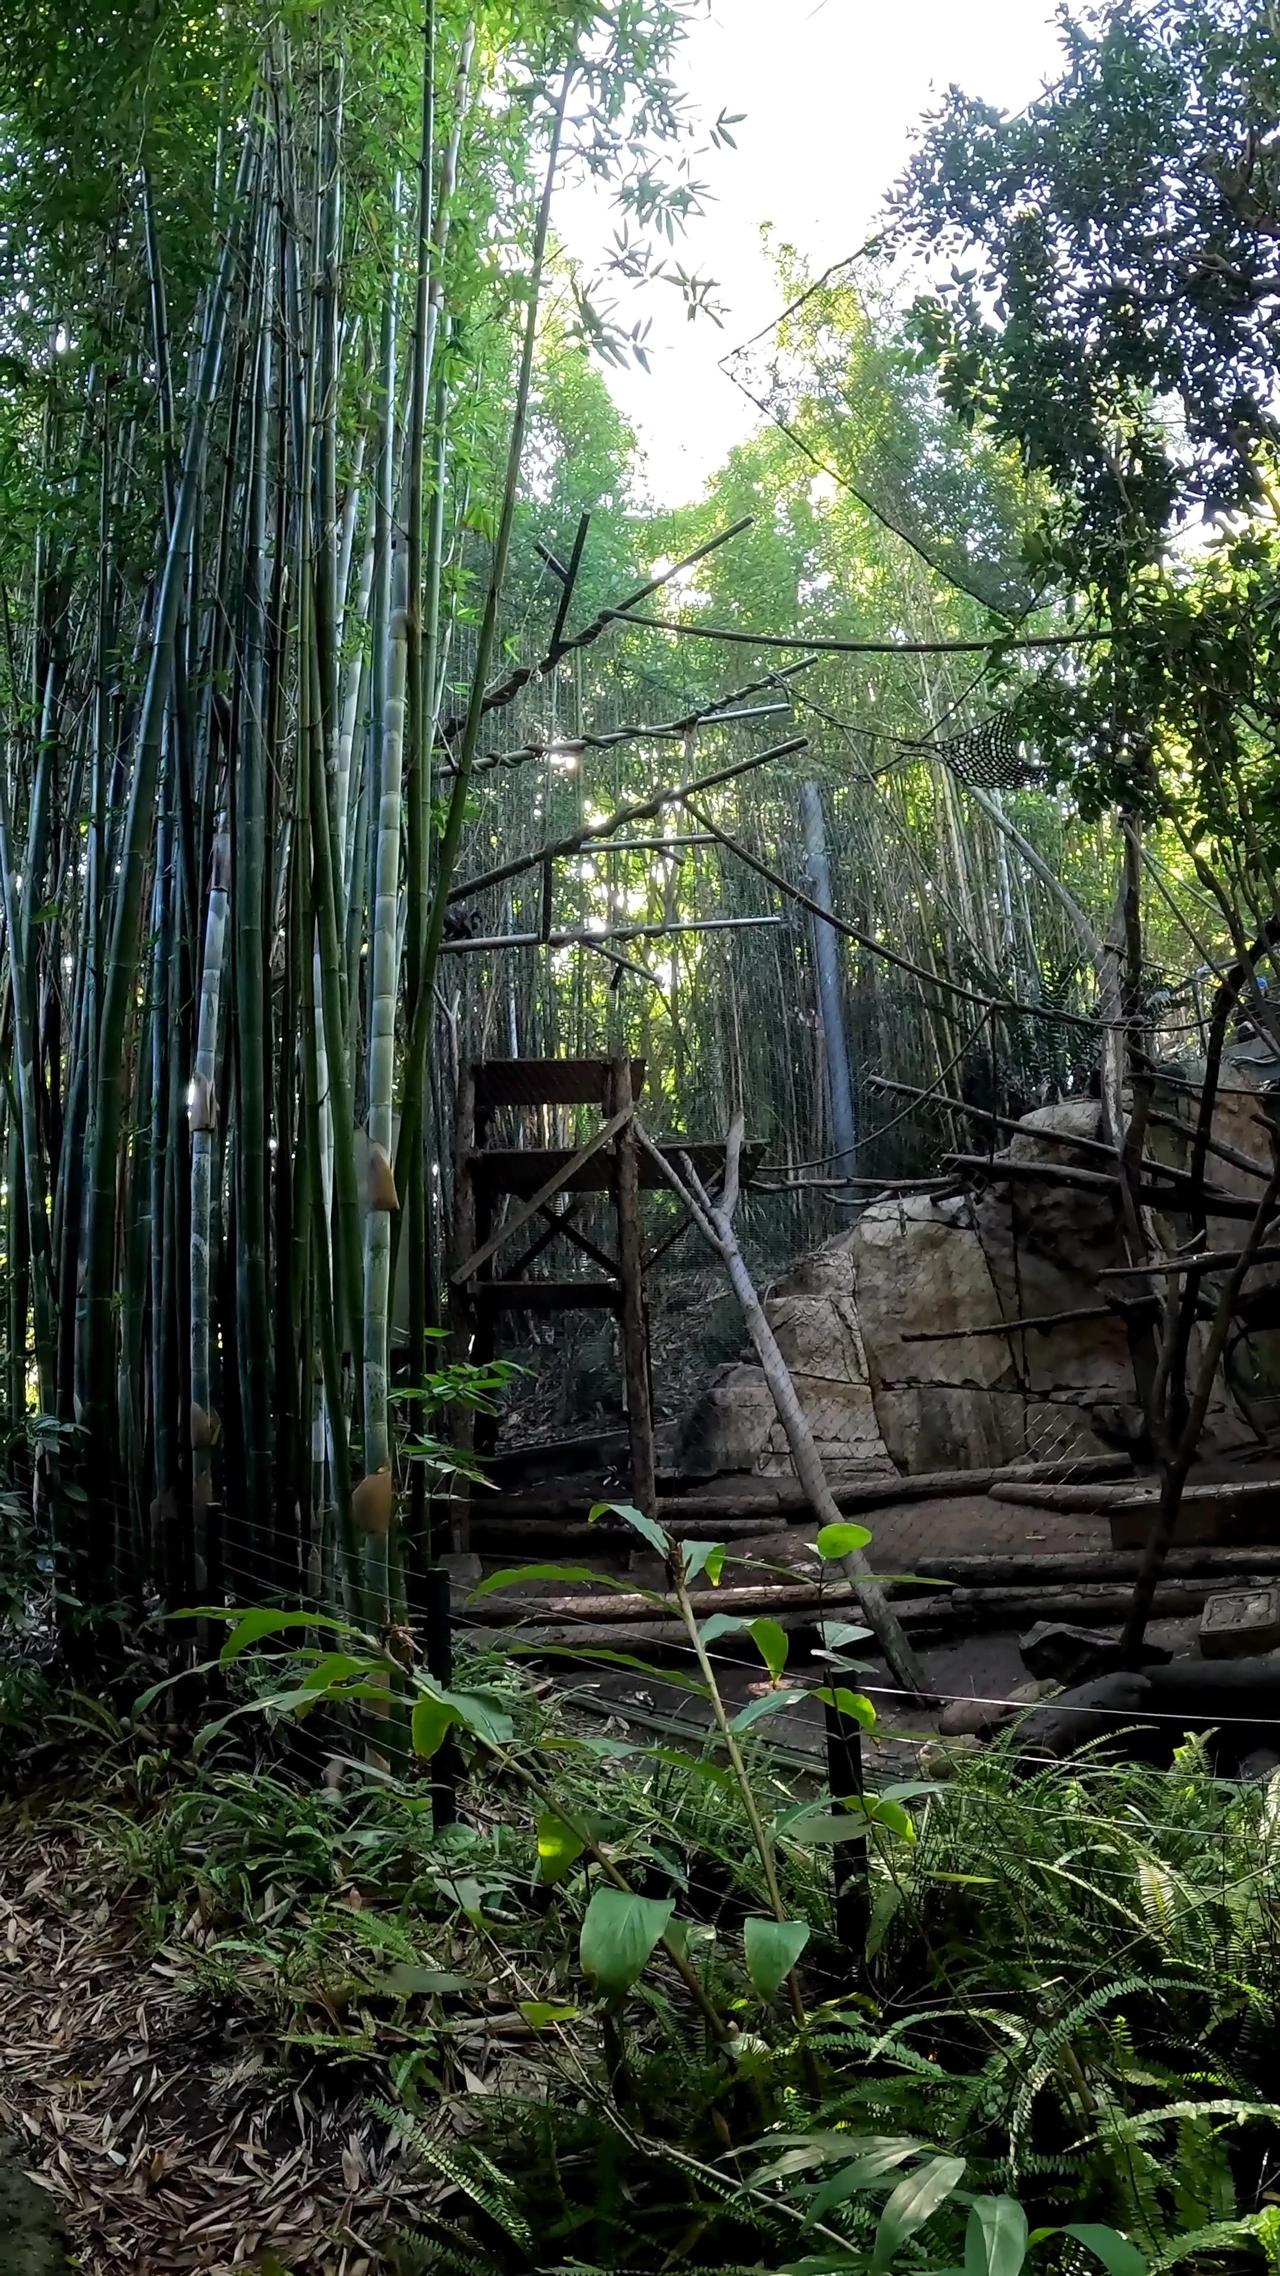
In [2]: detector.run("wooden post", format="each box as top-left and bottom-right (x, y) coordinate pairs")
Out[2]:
(449, 1062), (478, 1551)
(611, 1056), (658, 1525)
(634, 1116), (930, 1702)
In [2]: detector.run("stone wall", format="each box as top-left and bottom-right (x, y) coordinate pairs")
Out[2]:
(674, 1084), (1269, 1481)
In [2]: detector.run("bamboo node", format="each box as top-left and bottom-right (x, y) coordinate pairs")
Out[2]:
(353, 1466), (395, 1537)
(188, 1073), (218, 1133)
(367, 1141), (399, 1212)
(190, 1402), (222, 1451)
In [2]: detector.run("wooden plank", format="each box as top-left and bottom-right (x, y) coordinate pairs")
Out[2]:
(539, 1208), (618, 1275)
(449, 1065), (480, 1553)
(450, 1106), (633, 1283)
(475, 1137), (765, 1197)
(612, 1056), (658, 1524)
(473, 1057), (645, 1110)
(473, 1278), (620, 1311)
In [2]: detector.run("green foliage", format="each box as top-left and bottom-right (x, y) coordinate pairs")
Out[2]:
(33, 1635), (1273, 2275)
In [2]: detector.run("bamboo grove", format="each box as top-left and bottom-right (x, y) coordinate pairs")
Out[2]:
(0, 0), (1249, 1636)
(0, 0), (740, 1625)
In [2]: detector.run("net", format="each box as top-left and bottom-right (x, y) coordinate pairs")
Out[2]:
(911, 714), (1043, 792)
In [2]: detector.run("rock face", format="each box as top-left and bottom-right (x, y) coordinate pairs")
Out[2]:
(674, 1082), (1267, 1482)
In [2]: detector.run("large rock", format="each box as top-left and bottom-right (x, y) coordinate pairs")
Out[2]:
(671, 1078), (1269, 1483)
(674, 1361), (778, 1477)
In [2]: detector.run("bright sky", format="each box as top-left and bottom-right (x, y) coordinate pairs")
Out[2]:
(557, 0), (1068, 509)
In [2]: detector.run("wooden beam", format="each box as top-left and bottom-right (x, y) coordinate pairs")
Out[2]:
(450, 1106), (632, 1285)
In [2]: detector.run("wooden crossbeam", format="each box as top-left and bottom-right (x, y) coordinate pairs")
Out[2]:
(539, 1206), (618, 1275)
(450, 1106), (633, 1286)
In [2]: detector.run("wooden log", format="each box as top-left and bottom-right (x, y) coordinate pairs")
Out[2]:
(487, 1581), (1216, 1660)
(476, 1546), (1280, 1627)
(992, 1476), (1280, 1515)
(484, 1453), (1136, 1528)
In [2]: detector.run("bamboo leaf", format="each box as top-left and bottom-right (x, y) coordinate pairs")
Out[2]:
(470, 1562), (664, 1603)
(965, 2197), (1028, 2276)
(873, 2153), (967, 2268)
(731, 1687), (806, 1733)
(589, 1499), (670, 1557)
(219, 1607), (355, 1661)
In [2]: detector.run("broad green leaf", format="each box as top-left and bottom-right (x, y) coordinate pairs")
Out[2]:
(809, 2139), (932, 2219)
(744, 1915), (810, 1999)
(443, 1687), (513, 1746)
(873, 2153), (967, 2269)
(818, 1620), (873, 1651)
(589, 1500), (670, 1557)
(579, 1887), (674, 1999)
(470, 1562), (661, 1602)
(812, 1686), (877, 1730)
(536, 1810), (585, 1885)
(519, 2000), (579, 2028)
(681, 1539), (726, 1585)
(731, 1687), (807, 1733)
(966, 2196), (1028, 2276)
(411, 1692), (460, 1758)
(815, 1522), (873, 1560)
(785, 1797), (917, 1846)
(1057, 2227), (1147, 2276)
(749, 1615), (789, 1680)
(219, 1606), (354, 1660)
(699, 1611), (752, 1647)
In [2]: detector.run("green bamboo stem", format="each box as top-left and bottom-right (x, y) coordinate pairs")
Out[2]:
(77, 133), (253, 1466)
(0, 748), (56, 1416)
(394, 64), (572, 1222)
(189, 824), (231, 1593)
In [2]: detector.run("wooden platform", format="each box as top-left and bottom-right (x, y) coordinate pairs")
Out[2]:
(472, 1138), (766, 1197)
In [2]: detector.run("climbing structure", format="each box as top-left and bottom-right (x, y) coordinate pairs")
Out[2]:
(448, 1055), (763, 1534)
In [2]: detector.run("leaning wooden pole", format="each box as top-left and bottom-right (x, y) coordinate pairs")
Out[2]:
(633, 1117), (929, 1701)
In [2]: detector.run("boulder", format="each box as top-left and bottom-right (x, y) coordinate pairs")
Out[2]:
(669, 1073), (1270, 1483)
(673, 1361), (777, 1477)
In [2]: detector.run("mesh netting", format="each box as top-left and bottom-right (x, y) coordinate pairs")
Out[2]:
(720, 254), (1039, 622)
(912, 714), (1043, 791)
